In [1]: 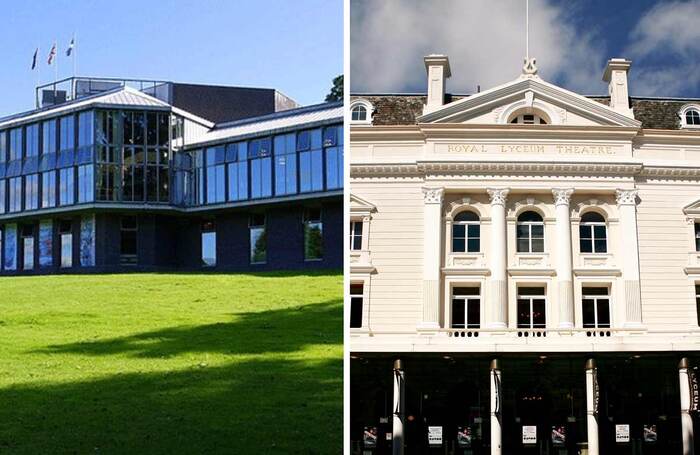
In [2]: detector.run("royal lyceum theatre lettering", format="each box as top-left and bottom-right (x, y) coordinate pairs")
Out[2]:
(444, 143), (616, 156)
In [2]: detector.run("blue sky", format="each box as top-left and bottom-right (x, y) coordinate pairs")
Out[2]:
(0, 0), (343, 117)
(351, 0), (700, 98)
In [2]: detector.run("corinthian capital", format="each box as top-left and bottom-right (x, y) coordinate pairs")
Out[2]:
(422, 187), (444, 205)
(615, 189), (638, 206)
(487, 188), (509, 206)
(552, 188), (574, 206)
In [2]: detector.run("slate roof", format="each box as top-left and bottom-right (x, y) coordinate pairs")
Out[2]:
(351, 94), (698, 130)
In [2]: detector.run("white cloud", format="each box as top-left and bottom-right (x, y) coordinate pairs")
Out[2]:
(625, 0), (700, 96)
(350, 0), (608, 95)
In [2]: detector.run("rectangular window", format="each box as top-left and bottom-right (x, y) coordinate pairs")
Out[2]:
(59, 115), (75, 167)
(77, 165), (94, 203)
(205, 146), (225, 204)
(42, 119), (57, 156)
(350, 220), (363, 250)
(696, 223), (700, 252)
(299, 129), (323, 193)
(249, 138), (272, 199)
(4, 223), (17, 271)
(80, 215), (95, 267)
(21, 225), (34, 270)
(59, 220), (72, 268)
(582, 287), (611, 328)
(274, 133), (297, 196)
(41, 171), (56, 207)
(120, 216), (138, 266)
(696, 284), (700, 327)
(77, 111), (94, 164)
(517, 286), (546, 329)
(303, 208), (323, 260)
(24, 174), (39, 210)
(24, 124), (39, 175)
(59, 167), (75, 205)
(249, 214), (266, 264)
(324, 126), (343, 190)
(227, 143), (248, 201)
(452, 220), (480, 252)
(39, 220), (52, 268)
(8, 177), (21, 212)
(451, 287), (480, 329)
(350, 283), (364, 328)
(9, 127), (22, 161)
(0, 180), (5, 214)
(201, 221), (216, 267)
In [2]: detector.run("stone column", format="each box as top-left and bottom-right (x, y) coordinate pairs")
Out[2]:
(553, 188), (575, 329)
(616, 189), (643, 328)
(393, 359), (405, 455)
(679, 357), (695, 455)
(585, 359), (599, 455)
(490, 359), (502, 455)
(419, 187), (444, 331)
(487, 189), (509, 329)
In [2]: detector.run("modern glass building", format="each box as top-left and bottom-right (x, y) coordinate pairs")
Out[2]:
(0, 77), (342, 274)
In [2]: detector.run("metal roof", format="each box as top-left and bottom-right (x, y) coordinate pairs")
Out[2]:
(187, 102), (343, 147)
(0, 86), (213, 129)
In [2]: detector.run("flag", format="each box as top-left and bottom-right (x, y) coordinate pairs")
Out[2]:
(31, 48), (38, 70)
(66, 38), (74, 57)
(47, 43), (56, 65)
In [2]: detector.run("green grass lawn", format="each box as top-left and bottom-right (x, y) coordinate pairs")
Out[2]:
(0, 271), (342, 454)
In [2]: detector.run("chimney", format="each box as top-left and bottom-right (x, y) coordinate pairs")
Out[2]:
(603, 58), (633, 118)
(423, 54), (451, 115)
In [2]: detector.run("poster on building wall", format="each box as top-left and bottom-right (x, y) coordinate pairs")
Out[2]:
(363, 426), (377, 448)
(522, 426), (537, 445)
(428, 426), (443, 446)
(643, 424), (657, 443)
(457, 426), (472, 447)
(551, 425), (566, 446)
(615, 424), (630, 443)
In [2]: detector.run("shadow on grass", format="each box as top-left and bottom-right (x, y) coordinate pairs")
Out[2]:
(1, 299), (342, 454)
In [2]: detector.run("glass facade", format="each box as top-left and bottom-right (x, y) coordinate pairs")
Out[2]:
(39, 220), (52, 268)
(249, 214), (266, 264)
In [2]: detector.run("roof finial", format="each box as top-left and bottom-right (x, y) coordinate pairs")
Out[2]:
(522, 0), (537, 75)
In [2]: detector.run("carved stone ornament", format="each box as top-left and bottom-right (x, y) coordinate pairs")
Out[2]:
(615, 189), (638, 206)
(552, 188), (574, 206)
(487, 188), (509, 205)
(422, 187), (445, 204)
(523, 57), (538, 75)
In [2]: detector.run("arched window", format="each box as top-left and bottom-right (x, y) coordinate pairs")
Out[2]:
(579, 212), (607, 253)
(686, 109), (700, 126)
(452, 210), (480, 253)
(510, 114), (547, 125)
(517, 211), (544, 253)
(351, 104), (367, 122)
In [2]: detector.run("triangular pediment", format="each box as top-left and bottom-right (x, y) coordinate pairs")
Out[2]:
(350, 194), (376, 216)
(417, 75), (641, 128)
(683, 199), (700, 215)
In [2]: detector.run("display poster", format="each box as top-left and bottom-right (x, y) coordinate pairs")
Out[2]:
(643, 424), (657, 443)
(363, 426), (377, 448)
(615, 424), (630, 443)
(522, 425), (537, 445)
(457, 426), (472, 447)
(551, 425), (566, 446)
(428, 426), (443, 446)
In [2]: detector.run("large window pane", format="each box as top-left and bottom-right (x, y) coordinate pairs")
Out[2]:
(42, 171), (56, 207)
(25, 174), (39, 210)
(78, 165), (94, 203)
(59, 221), (73, 268)
(303, 208), (323, 260)
(22, 229), (34, 271)
(350, 283), (364, 329)
(59, 168), (75, 205)
(8, 177), (21, 212)
(120, 216), (138, 266)
(80, 215), (95, 267)
(201, 221), (216, 267)
(249, 214), (266, 264)
(39, 220), (52, 268)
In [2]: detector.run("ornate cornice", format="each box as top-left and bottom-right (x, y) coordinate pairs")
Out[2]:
(615, 189), (638, 206)
(422, 187), (445, 204)
(487, 188), (509, 205)
(552, 188), (574, 206)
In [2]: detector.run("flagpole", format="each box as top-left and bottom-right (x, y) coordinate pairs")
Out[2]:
(55, 39), (59, 83)
(73, 33), (77, 78)
(37, 46), (41, 108)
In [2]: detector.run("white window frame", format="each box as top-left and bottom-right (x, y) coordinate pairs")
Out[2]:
(516, 212), (545, 253)
(450, 286), (481, 329)
(349, 281), (365, 329)
(516, 286), (547, 329)
(452, 211), (480, 253)
(510, 113), (547, 124)
(580, 212), (608, 254)
(350, 220), (363, 251)
(680, 104), (700, 129)
(350, 99), (373, 125)
(581, 287), (611, 328)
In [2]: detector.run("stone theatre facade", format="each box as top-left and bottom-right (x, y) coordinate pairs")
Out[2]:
(349, 56), (700, 454)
